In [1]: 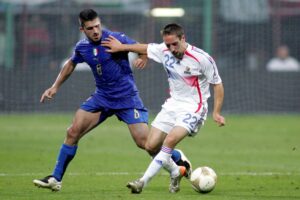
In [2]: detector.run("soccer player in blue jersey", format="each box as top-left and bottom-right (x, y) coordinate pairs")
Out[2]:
(33, 9), (191, 192)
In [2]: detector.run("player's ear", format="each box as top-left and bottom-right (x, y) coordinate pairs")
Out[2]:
(181, 35), (186, 41)
(79, 26), (84, 32)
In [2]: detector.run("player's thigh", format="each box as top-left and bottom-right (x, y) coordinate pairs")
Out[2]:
(163, 126), (189, 149)
(151, 108), (175, 134)
(117, 108), (148, 141)
(117, 108), (149, 147)
(145, 126), (167, 154)
(127, 122), (149, 142)
(74, 94), (113, 136)
(70, 109), (101, 136)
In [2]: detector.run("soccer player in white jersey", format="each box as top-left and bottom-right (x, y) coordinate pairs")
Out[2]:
(102, 23), (225, 194)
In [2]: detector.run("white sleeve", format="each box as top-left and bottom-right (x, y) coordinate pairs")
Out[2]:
(147, 43), (164, 63)
(202, 56), (222, 84)
(128, 52), (139, 69)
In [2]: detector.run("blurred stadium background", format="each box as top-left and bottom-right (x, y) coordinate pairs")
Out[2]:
(0, 0), (300, 114)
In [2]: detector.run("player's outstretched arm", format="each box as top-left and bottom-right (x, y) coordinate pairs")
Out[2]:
(212, 83), (225, 127)
(102, 35), (148, 54)
(40, 59), (76, 103)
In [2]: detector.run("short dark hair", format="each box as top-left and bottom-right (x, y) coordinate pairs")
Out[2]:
(78, 9), (99, 27)
(161, 23), (184, 39)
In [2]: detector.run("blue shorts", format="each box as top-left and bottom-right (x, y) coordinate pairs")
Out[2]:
(80, 95), (148, 125)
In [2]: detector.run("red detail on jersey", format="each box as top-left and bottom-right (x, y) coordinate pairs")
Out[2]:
(194, 78), (203, 113)
(183, 76), (202, 113)
(183, 76), (198, 87)
(184, 50), (200, 63)
(163, 48), (170, 52)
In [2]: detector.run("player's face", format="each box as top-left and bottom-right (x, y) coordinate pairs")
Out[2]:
(81, 18), (102, 42)
(163, 34), (187, 59)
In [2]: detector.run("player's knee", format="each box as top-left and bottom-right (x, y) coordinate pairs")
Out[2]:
(134, 138), (146, 150)
(132, 132), (147, 150)
(145, 142), (159, 156)
(66, 126), (80, 144)
(130, 126), (148, 150)
(164, 135), (178, 147)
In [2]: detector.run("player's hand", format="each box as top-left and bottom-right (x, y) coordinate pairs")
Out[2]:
(213, 112), (225, 127)
(40, 87), (58, 103)
(101, 35), (122, 53)
(133, 58), (147, 69)
(134, 54), (148, 69)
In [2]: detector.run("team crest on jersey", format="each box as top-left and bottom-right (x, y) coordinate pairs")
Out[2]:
(184, 66), (191, 74)
(93, 48), (98, 56)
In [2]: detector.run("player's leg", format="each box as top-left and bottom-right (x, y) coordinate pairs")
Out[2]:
(125, 108), (188, 161)
(143, 109), (191, 178)
(144, 126), (166, 156)
(126, 127), (166, 193)
(129, 122), (186, 161)
(120, 108), (190, 193)
(126, 126), (165, 193)
(174, 110), (206, 177)
(162, 127), (190, 192)
(116, 108), (148, 150)
(144, 126), (190, 173)
(33, 109), (102, 191)
(147, 127), (188, 191)
(127, 122), (148, 150)
(127, 126), (188, 193)
(52, 109), (101, 179)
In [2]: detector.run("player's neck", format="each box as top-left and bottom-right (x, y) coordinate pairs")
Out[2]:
(182, 43), (188, 52)
(88, 37), (101, 45)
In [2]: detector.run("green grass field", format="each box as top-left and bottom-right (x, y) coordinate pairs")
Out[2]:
(0, 114), (300, 200)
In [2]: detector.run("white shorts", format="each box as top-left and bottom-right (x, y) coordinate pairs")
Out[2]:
(151, 99), (208, 136)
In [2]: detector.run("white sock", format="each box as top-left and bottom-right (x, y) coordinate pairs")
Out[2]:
(140, 146), (180, 186)
(160, 146), (180, 177)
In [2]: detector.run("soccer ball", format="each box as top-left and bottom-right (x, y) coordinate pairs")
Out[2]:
(190, 166), (217, 193)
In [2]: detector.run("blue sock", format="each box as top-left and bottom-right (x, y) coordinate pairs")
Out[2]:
(171, 149), (181, 163)
(52, 144), (77, 181)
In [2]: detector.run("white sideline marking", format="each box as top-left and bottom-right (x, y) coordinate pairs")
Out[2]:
(0, 172), (300, 177)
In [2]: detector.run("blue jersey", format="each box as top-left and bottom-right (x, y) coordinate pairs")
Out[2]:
(71, 29), (144, 110)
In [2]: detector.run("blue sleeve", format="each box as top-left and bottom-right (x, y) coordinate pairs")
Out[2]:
(70, 46), (84, 64)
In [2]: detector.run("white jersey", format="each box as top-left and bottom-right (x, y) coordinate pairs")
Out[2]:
(147, 43), (222, 113)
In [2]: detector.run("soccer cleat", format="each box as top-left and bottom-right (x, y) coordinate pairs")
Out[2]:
(126, 179), (144, 194)
(33, 175), (62, 191)
(175, 149), (192, 179)
(169, 166), (186, 193)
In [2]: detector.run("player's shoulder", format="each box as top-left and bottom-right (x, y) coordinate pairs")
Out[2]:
(187, 45), (215, 64)
(103, 28), (136, 44)
(102, 28), (114, 37)
(103, 29), (126, 40)
(188, 45), (207, 57)
(148, 42), (168, 52)
(77, 38), (89, 45)
(74, 38), (90, 49)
